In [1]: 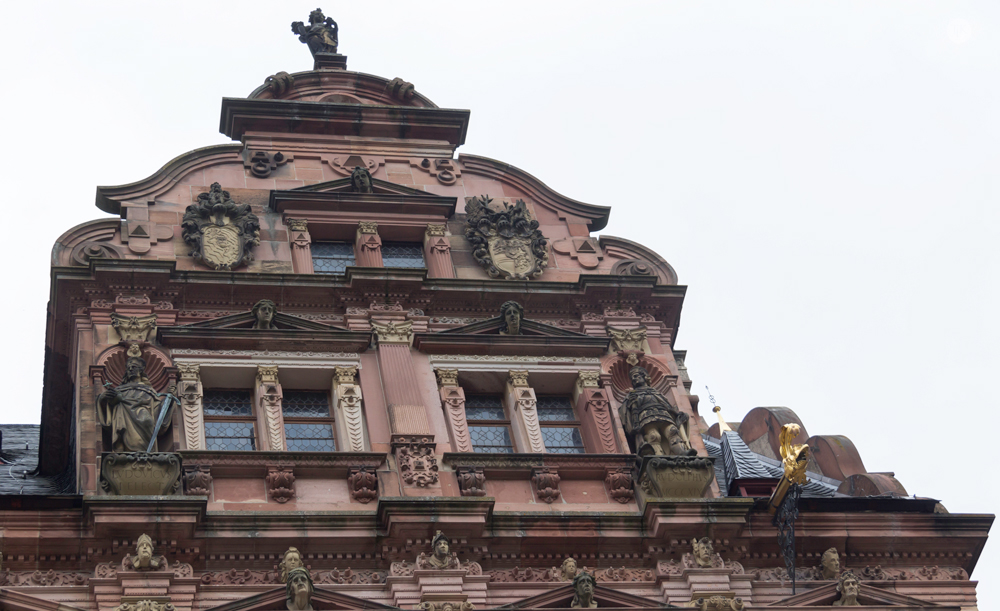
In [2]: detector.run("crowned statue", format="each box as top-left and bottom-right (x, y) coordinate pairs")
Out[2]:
(619, 366), (696, 457)
(97, 346), (175, 453)
(292, 8), (339, 57)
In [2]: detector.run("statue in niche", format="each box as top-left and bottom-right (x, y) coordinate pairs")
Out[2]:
(351, 166), (373, 194)
(279, 547), (304, 583)
(556, 557), (580, 581)
(498, 300), (523, 335)
(619, 366), (695, 457)
(833, 570), (861, 606)
(416, 531), (461, 570)
(97, 346), (174, 452)
(291, 8), (338, 57)
(570, 572), (598, 608)
(252, 299), (277, 330)
(820, 548), (841, 580)
(131, 534), (163, 570)
(285, 566), (315, 610)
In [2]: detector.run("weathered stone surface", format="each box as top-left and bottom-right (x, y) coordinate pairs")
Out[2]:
(635, 455), (714, 499)
(99, 452), (182, 496)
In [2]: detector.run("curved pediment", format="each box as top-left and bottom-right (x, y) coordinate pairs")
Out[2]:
(248, 69), (438, 109)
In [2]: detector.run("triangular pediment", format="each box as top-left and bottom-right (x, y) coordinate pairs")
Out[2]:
(157, 313), (371, 352)
(440, 317), (590, 337)
(173, 311), (346, 331)
(0, 589), (89, 611)
(294, 176), (434, 197)
(413, 318), (609, 357)
(203, 585), (401, 610)
(768, 582), (943, 607)
(496, 584), (678, 609)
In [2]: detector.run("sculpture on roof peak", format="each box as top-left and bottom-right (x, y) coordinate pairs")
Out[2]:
(292, 8), (339, 58)
(778, 423), (809, 486)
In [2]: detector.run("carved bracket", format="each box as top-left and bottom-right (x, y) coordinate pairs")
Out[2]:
(456, 466), (487, 497)
(532, 467), (561, 504)
(265, 466), (296, 503)
(348, 466), (379, 503)
(604, 467), (634, 504)
(183, 465), (213, 496)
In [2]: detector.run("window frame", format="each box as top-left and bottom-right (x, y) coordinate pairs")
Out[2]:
(464, 393), (515, 454)
(310, 240), (356, 275)
(202, 388), (258, 451)
(281, 389), (338, 452)
(380, 241), (427, 269)
(536, 395), (587, 454)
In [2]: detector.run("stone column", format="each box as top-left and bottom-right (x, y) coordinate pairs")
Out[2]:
(573, 370), (619, 454)
(256, 365), (286, 451)
(287, 218), (314, 274)
(373, 320), (431, 436)
(436, 368), (473, 452)
(355, 221), (383, 267)
(423, 224), (455, 278)
(177, 363), (205, 450)
(506, 370), (545, 453)
(333, 365), (366, 452)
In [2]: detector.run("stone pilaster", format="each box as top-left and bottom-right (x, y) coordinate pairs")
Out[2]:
(256, 365), (285, 451)
(506, 370), (545, 453)
(287, 218), (314, 273)
(423, 223), (455, 278)
(355, 221), (383, 267)
(573, 370), (619, 454)
(177, 363), (204, 450)
(333, 365), (366, 452)
(436, 368), (473, 452)
(373, 320), (431, 436)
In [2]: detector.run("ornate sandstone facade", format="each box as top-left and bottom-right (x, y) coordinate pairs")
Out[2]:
(0, 10), (990, 611)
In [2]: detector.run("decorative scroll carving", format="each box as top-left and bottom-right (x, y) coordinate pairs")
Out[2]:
(607, 326), (648, 358)
(177, 364), (204, 450)
(315, 568), (387, 584)
(183, 465), (212, 496)
(576, 371), (601, 391)
(749, 564), (968, 582)
(683, 595), (744, 611)
(605, 468), (634, 504)
(456, 466), (486, 496)
(435, 368), (459, 387)
(442, 388), (473, 453)
(288, 218), (309, 232)
(358, 221), (379, 234)
(396, 437), (439, 487)
(72, 241), (122, 266)
(372, 320), (413, 344)
(265, 71), (294, 96)
(370, 302), (404, 311)
(291, 7), (338, 56)
(181, 183), (261, 271)
(338, 384), (366, 452)
(612, 259), (657, 278)
(1, 570), (88, 586)
(348, 466), (378, 503)
(110, 313), (158, 342)
(594, 567), (654, 582)
(266, 467), (296, 503)
(388, 77), (416, 102)
(201, 568), (277, 585)
(426, 223), (447, 237)
(465, 195), (548, 279)
(532, 467), (561, 503)
(585, 389), (618, 454)
(418, 603), (475, 611)
(604, 307), (636, 318)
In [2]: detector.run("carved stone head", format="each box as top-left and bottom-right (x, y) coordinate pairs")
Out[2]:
(560, 557), (579, 581)
(351, 166), (373, 194)
(570, 572), (597, 608)
(834, 570), (860, 606)
(280, 547), (304, 583)
(285, 566), (314, 610)
(499, 301), (524, 335)
(432, 531), (451, 560)
(692, 537), (714, 568)
(134, 534), (154, 569)
(308, 8), (326, 25)
(629, 366), (651, 389)
(821, 548), (841, 580)
(252, 299), (277, 330)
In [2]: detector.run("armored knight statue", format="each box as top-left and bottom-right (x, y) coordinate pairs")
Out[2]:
(97, 347), (174, 452)
(252, 299), (277, 330)
(416, 531), (461, 570)
(285, 566), (315, 610)
(499, 300), (524, 335)
(291, 8), (338, 57)
(570, 572), (598, 608)
(619, 366), (696, 457)
(350, 166), (373, 193)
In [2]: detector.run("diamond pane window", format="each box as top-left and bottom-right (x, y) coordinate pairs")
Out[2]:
(541, 427), (585, 454)
(285, 423), (336, 452)
(469, 425), (514, 453)
(282, 391), (331, 418)
(381, 242), (426, 268)
(312, 241), (355, 274)
(536, 396), (577, 421)
(464, 394), (513, 453)
(205, 421), (256, 451)
(538, 396), (586, 453)
(203, 390), (253, 416)
(465, 395), (506, 421)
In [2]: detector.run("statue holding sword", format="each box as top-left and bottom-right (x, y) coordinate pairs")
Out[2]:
(97, 346), (176, 453)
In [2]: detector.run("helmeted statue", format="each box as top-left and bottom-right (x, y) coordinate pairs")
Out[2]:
(619, 366), (696, 457)
(292, 8), (339, 58)
(97, 347), (174, 452)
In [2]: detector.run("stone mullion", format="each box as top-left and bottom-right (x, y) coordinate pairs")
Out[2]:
(333, 366), (367, 452)
(355, 221), (383, 267)
(178, 364), (205, 450)
(506, 370), (545, 453)
(436, 369), (472, 452)
(287, 218), (314, 274)
(423, 224), (455, 278)
(256, 365), (286, 451)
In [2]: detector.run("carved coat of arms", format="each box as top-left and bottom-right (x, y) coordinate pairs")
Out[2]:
(181, 183), (261, 270)
(465, 196), (548, 279)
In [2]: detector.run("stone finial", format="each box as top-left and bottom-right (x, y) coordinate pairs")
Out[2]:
(256, 365), (279, 385)
(833, 570), (861, 606)
(499, 301), (524, 335)
(334, 365), (358, 385)
(508, 370), (529, 388)
(570, 572), (598, 608)
(251, 299), (277, 330)
(285, 566), (315, 610)
(435, 368), (459, 387)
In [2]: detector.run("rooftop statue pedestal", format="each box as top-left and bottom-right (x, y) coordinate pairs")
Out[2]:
(314, 52), (347, 70)
(100, 452), (182, 496)
(634, 455), (715, 505)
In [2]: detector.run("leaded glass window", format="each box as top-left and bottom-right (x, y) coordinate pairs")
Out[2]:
(203, 389), (256, 451)
(282, 390), (336, 452)
(537, 396), (585, 454)
(465, 394), (513, 453)
(312, 241), (355, 274)
(381, 242), (426, 268)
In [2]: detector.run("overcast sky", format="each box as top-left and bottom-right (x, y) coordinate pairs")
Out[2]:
(1, 0), (996, 605)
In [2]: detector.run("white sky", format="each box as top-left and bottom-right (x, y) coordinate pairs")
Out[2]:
(1, 1), (996, 605)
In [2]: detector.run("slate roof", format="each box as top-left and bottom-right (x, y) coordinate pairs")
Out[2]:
(702, 433), (841, 498)
(0, 425), (74, 495)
